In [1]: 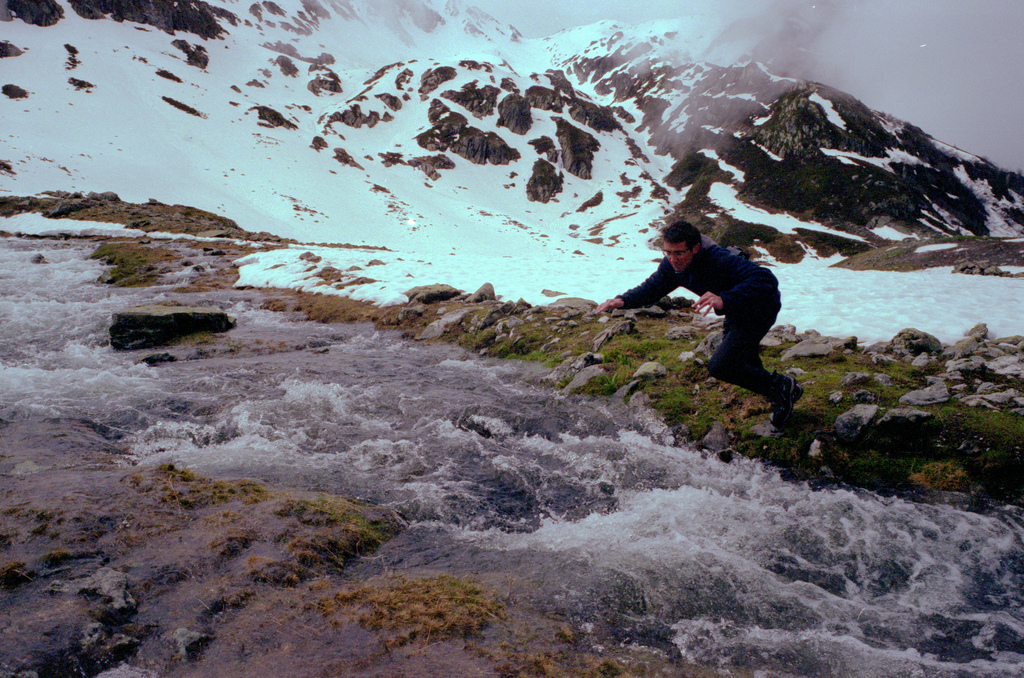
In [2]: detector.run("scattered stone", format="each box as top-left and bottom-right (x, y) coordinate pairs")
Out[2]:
(701, 421), (731, 453)
(889, 328), (943, 356)
(562, 364), (607, 394)
(840, 372), (871, 387)
(466, 282), (495, 303)
(404, 284), (462, 303)
(877, 407), (933, 427)
(544, 352), (602, 384)
(835, 404), (879, 442)
(872, 374), (894, 387)
(592, 319), (634, 352)
(965, 323), (989, 340)
(852, 389), (880, 404)
(829, 391), (843, 404)
(74, 568), (136, 616)
(781, 338), (833, 361)
(416, 308), (470, 340)
(695, 330), (723, 357)
(632, 362), (667, 380)
(109, 304), (235, 350)
(899, 382), (950, 406)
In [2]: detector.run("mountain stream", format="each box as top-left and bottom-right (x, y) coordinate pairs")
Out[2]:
(2, 238), (1023, 678)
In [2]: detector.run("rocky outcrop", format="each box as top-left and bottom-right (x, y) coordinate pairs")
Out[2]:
(7, 0), (64, 26)
(496, 93), (532, 135)
(419, 66), (457, 100)
(2, 84), (29, 99)
(524, 85), (563, 113)
(171, 40), (209, 69)
(109, 304), (235, 350)
(441, 81), (500, 119)
(555, 119), (599, 180)
(251, 105), (297, 129)
(67, 0), (233, 39)
(567, 99), (620, 133)
(1, 41), (25, 58)
(526, 159), (563, 203)
(329, 103), (392, 129)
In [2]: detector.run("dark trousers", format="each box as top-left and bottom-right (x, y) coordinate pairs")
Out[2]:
(707, 313), (778, 398)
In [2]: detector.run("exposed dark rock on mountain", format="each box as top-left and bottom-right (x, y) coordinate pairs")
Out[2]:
(7, 0), (64, 26)
(2, 84), (29, 99)
(525, 85), (563, 113)
(441, 81), (500, 119)
(327, 103), (392, 129)
(450, 128), (520, 166)
(529, 136), (558, 163)
(0, 41), (25, 58)
(172, 40), (209, 69)
(419, 66), (457, 100)
(496, 93), (532, 135)
(376, 92), (402, 111)
(274, 55), (298, 77)
(163, 96), (204, 117)
(555, 119), (599, 180)
(251, 105), (296, 129)
(332, 148), (364, 170)
(567, 99), (620, 133)
(409, 154), (455, 180)
(308, 68), (342, 95)
(526, 159), (563, 203)
(67, 0), (233, 39)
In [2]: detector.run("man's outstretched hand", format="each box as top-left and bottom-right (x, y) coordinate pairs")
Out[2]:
(693, 291), (723, 316)
(594, 297), (625, 314)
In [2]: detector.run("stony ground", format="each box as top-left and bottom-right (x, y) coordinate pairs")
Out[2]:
(3, 197), (1023, 676)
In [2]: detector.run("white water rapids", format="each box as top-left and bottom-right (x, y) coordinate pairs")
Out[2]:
(3, 237), (1023, 678)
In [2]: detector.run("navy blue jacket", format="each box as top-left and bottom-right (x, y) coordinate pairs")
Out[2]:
(618, 244), (781, 320)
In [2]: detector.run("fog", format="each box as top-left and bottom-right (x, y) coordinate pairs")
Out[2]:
(475, 0), (1024, 172)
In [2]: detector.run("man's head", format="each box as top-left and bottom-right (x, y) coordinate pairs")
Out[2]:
(660, 219), (701, 272)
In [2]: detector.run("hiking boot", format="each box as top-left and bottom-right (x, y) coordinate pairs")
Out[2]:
(770, 374), (803, 428)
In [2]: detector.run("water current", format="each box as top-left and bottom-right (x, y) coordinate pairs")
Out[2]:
(3, 237), (1023, 677)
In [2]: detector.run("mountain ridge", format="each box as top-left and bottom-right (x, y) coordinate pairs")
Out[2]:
(2, 0), (1023, 262)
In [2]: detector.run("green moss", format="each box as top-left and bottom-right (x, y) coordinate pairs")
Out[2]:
(90, 241), (178, 287)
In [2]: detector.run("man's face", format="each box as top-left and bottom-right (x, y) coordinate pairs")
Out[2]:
(663, 241), (698, 272)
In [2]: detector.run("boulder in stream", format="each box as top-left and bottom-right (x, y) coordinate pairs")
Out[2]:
(110, 304), (234, 350)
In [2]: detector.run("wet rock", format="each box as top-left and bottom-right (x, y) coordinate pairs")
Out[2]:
(110, 304), (235, 350)
(701, 421), (731, 453)
(835, 404), (879, 442)
(417, 309), (470, 340)
(74, 568), (136, 617)
(562, 364), (608, 394)
(545, 352), (602, 385)
(899, 382), (950, 406)
(170, 627), (213, 661)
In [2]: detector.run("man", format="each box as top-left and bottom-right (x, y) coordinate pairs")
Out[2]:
(595, 219), (801, 428)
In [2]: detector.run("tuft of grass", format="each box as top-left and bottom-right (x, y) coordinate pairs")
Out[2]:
(129, 464), (270, 509)
(319, 574), (505, 647)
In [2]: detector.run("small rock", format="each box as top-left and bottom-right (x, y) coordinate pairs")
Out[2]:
(466, 283), (496, 303)
(701, 421), (731, 453)
(899, 382), (950, 406)
(170, 627), (213, 660)
(835, 404), (879, 442)
(781, 339), (833, 361)
(632, 361), (667, 380)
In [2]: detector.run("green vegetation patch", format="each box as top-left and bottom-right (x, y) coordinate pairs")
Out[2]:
(129, 463), (270, 509)
(90, 241), (179, 286)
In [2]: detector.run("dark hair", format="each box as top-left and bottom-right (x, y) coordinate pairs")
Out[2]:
(661, 219), (701, 248)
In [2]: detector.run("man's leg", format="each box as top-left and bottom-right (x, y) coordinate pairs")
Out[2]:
(707, 315), (802, 427)
(706, 316), (775, 397)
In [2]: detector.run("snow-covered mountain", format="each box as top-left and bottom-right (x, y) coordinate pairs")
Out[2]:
(3, 0), (1023, 265)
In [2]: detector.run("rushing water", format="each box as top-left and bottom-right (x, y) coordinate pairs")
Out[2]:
(3, 237), (1024, 678)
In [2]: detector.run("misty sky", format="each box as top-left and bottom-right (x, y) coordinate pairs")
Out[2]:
(475, 0), (1024, 172)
